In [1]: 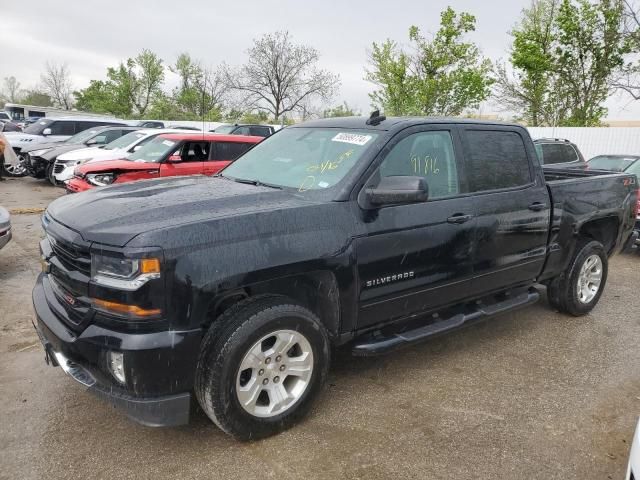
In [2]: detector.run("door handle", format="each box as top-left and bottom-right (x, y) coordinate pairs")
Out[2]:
(528, 202), (546, 212)
(447, 214), (473, 224)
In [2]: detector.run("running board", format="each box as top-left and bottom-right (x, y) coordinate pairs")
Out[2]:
(352, 288), (540, 356)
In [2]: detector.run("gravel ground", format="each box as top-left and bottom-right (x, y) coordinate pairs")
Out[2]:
(0, 176), (638, 480)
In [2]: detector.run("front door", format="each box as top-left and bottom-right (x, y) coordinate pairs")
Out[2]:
(355, 126), (477, 329)
(160, 141), (206, 178)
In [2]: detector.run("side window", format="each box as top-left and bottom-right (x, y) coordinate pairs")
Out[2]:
(49, 121), (75, 135)
(540, 143), (577, 164)
(77, 121), (102, 132)
(249, 126), (271, 137)
(181, 141), (209, 162)
(377, 131), (460, 199)
(213, 142), (253, 161)
(560, 144), (578, 162)
(234, 126), (251, 136)
(103, 129), (123, 143)
(465, 130), (532, 192)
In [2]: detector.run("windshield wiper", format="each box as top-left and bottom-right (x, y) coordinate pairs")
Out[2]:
(225, 176), (283, 190)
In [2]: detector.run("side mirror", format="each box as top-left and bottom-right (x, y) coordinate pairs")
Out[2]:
(167, 154), (182, 163)
(42, 128), (52, 136)
(365, 176), (428, 207)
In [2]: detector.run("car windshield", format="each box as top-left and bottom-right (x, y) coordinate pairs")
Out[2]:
(103, 131), (146, 150)
(222, 127), (378, 191)
(23, 119), (53, 135)
(588, 155), (640, 172)
(66, 129), (102, 144)
(215, 125), (235, 133)
(127, 136), (178, 162)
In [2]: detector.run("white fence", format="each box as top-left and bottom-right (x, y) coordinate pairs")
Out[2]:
(527, 127), (640, 160)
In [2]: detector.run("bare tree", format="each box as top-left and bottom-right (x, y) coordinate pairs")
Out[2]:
(41, 62), (74, 109)
(612, 0), (640, 100)
(224, 31), (340, 120)
(2, 76), (21, 103)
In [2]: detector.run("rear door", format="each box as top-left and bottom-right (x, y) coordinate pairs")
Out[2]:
(460, 127), (550, 295)
(159, 140), (206, 178)
(355, 124), (477, 328)
(203, 141), (255, 175)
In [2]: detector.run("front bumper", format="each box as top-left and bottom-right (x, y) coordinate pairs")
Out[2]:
(0, 226), (11, 250)
(32, 273), (202, 427)
(65, 177), (92, 193)
(25, 154), (48, 178)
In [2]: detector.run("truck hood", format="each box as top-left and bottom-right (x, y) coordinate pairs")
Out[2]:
(46, 176), (312, 247)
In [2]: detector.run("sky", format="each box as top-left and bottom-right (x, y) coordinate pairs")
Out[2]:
(2, 0), (639, 120)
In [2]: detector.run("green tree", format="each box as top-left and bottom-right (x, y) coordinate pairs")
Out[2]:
(496, 0), (628, 126)
(21, 90), (53, 107)
(169, 53), (226, 120)
(2, 76), (21, 103)
(323, 102), (359, 117)
(73, 49), (164, 117)
(366, 7), (494, 116)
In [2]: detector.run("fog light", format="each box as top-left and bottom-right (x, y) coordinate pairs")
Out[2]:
(108, 351), (126, 384)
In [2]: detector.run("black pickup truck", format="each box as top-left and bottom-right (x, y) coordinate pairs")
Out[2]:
(33, 116), (639, 439)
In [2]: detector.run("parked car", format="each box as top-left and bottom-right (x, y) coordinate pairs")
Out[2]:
(213, 123), (276, 137)
(533, 138), (587, 169)
(53, 128), (196, 184)
(23, 126), (141, 184)
(0, 207), (11, 250)
(587, 155), (640, 251)
(65, 132), (261, 192)
(133, 120), (165, 129)
(0, 120), (22, 132)
(34, 116), (638, 439)
(0, 111), (12, 122)
(2, 117), (127, 177)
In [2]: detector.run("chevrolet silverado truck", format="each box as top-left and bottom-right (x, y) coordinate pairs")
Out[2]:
(33, 115), (639, 440)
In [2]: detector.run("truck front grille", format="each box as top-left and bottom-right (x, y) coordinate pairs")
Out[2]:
(49, 234), (91, 276)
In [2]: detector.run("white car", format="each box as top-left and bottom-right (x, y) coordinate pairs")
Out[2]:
(53, 128), (193, 183)
(627, 418), (640, 480)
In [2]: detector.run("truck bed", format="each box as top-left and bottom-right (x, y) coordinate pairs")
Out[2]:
(539, 167), (637, 281)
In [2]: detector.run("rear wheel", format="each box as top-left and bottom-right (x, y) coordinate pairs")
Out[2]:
(195, 295), (330, 440)
(547, 239), (608, 316)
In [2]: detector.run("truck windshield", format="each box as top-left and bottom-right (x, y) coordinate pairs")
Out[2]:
(127, 136), (178, 162)
(23, 119), (53, 135)
(222, 128), (378, 191)
(588, 155), (640, 172)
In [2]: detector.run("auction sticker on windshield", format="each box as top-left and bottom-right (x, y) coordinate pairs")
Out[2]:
(332, 132), (372, 146)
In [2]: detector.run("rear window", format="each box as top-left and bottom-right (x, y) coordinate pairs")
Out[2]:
(539, 143), (578, 164)
(464, 130), (532, 192)
(588, 156), (639, 172)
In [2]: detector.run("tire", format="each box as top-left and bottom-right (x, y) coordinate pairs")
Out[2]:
(195, 295), (330, 440)
(3, 154), (27, 177)
(547, 239), (608, 316)
(46, 163), (59, 186)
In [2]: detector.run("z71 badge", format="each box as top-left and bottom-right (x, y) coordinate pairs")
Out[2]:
(365, 271), (415, 288)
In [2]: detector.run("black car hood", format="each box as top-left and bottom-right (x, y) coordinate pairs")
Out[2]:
(20, 140), (68, 153)
(40, 144), (91, 160)
(47, 176), (314, 247)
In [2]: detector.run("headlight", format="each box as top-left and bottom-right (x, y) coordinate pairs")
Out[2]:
(30, 148), (50, 156)
(91, 253), (161, 291)
(86, 173), (115, 186)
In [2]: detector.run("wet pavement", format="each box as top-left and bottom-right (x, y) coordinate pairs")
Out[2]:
(0, 177), (638, 479)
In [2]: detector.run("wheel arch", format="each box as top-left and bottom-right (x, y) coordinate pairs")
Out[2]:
(204, 271), (341, 338)
(578, 215), (619, 255)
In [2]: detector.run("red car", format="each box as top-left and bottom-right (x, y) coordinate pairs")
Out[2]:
(66, 133), (262, 192)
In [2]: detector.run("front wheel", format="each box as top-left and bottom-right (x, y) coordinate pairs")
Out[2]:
(547, 239), (608, 316)
(195, 295), (330, 440)
(3, 155), (27, 177)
